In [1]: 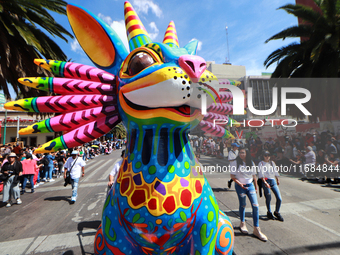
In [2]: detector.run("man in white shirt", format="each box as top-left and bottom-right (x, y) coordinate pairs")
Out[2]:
(108, 150), (125, 191)
(227, 142), (239, 188)
(107, 150), (125, 192)
(303, 146), (316, 179)
(64, 150), (86, 203)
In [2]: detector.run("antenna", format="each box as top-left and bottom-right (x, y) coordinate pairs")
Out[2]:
(224, 26), (231, 64)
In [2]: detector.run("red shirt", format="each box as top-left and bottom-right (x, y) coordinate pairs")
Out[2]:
(21, 159), (38, 175)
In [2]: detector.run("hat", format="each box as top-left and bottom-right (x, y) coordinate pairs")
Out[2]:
(306, 146), (313, 151)
(8, 152), (17, 158)
(71, 150), (79, 155)
(231, 143), (239, 147)
(263, 150), (271, 156)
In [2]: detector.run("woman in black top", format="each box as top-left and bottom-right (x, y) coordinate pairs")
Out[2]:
(56, 151), (66, 178)
(1, 153), (23, 207)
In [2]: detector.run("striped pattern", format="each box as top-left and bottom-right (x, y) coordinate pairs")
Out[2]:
(5, 95), (115, 113)
(35, 115), (120, 153)
(199, 120), (234, 139)
(207, 103), (233, 115)
(124, 1), (152, 51)
(19, 106), (118, 135)
(218, 92), (233, 103)
(163, 21), (179, 48)
(34, 59), (115, 83)
(18, 77), (115, 95)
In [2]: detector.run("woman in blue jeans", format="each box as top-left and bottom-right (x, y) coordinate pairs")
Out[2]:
(258, 151), (284, 221)
(230, 147), (268, 241)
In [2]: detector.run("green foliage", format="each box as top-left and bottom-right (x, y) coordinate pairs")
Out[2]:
(110, 122), (127, 139)
(264, 0), (340, 120)
(0, 0), (73, 99)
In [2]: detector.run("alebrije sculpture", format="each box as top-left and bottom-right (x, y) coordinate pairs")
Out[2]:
(5, 2), (240, 254)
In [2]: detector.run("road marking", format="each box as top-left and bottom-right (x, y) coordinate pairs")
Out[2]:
(227, 198), (340, 215)
(97, 158), (121, 181)
(1, 229), (96, 255)
(34, 181), (108, 193)
(292, 212), (340, 237)
(81, 159), (114, 183)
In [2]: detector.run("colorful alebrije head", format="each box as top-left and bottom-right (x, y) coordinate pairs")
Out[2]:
(4, 1), (238, 153)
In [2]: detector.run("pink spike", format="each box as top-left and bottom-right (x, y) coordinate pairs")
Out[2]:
(49, 106), (118, 132)
(36, 95), (115, 113)
(218, 92), (233, 103)
(51, 78), (115, 95)
(63, 115), (120, 148)
(64, 62), (115, 83)
(207, 103), (233, 115)
(199, 120), (227, 138)
(203, 112), (229, 122)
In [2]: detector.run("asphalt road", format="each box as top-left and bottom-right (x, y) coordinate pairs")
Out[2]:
(1, 152), (339, 255)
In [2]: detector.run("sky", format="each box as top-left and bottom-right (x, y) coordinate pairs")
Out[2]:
(4, 0), (300, 98)
(54, 0), (299, 73)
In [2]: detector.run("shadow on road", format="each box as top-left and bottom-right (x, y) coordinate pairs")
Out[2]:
(212, 187), (230, 192)
(44, 196), (72, 204)
(255, 241), (340, 255)
(77, 221), (101, 255)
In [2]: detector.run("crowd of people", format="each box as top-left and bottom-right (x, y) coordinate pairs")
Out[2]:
(0, 139), (126, 207)
(192, 130), (340, 182)
(190, 130), (340, 241)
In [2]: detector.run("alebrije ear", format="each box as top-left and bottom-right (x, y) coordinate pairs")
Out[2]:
(163, 21), (179, 48)
(184, 40), (199, 55)
(67, 4), (128, 74)
(124, 1), (152, 51)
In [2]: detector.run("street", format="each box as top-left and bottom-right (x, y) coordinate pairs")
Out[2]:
(1, 151), (340, 255)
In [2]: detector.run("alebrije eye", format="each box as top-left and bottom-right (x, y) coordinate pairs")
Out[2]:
(128, 52), (155, 76)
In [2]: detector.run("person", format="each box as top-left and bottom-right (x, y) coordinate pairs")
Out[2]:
(64, 150), (86, 203)
(107, 150), (125, 193)
(230, 147), (268, 241)
(21, 153), (40, 194)
(1, 153), (23, 207)
(258, 151), (284, 221)
(13, 143), (22, 155)
(303, 146), (316, 178)
(325, 138), (337, 156)
(227, 142), (239, 189)
(43, 152), (56, 182)
(289, 152), (305, 178)
(56, 151), (66, 178)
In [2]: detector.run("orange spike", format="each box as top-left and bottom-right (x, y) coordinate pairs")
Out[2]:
(124, 1), (152, 51)
(163, 21), (179, 48)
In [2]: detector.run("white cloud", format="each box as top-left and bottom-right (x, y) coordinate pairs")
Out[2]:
(132, 0), (163, 18)
(71, 39), (82, 52)
(190, 38), (203, 51)
(148, 22), (159, 40)
(98, 13), (129, 52)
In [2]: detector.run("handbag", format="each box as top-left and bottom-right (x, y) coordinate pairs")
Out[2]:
(0, 174), (8, 182)
(64, 157), (78, 186)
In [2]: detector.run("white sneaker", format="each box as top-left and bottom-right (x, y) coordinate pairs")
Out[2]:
(42, 178), (47, 182)
(16, 198), (22, 205)
(6, 201), (12, 207)
(49, 179), (55, 182)
(34, 184), (39, 188)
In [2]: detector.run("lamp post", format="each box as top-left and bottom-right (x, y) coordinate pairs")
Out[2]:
(16, 116), (20, 142)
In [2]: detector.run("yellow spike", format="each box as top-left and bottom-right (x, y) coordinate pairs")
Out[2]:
(34, 59), (52, 72)
(19, 126), (35, 135)
(18, 77), (40, 88)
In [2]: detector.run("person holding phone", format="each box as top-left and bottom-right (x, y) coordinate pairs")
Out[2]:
(230, 147), (268, 241)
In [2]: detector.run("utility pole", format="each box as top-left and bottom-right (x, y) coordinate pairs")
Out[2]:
(224, 26), (231, 65)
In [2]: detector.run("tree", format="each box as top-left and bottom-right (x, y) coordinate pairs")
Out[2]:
(0, 0), (73, 99)
(264, 0), (340, 120)
(110, 123), (127, 139)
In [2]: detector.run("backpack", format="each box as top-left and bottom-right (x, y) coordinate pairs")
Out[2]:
(39, 157), (48, 166)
